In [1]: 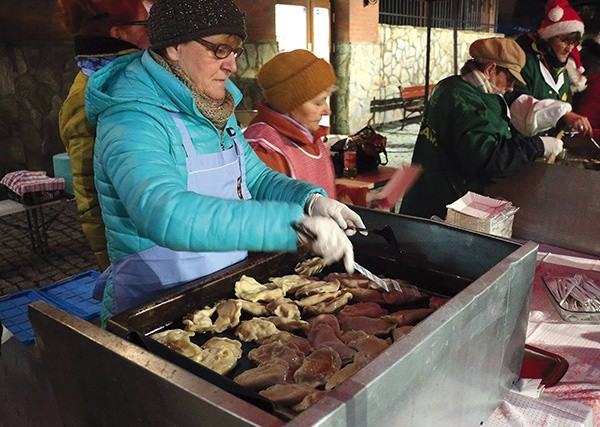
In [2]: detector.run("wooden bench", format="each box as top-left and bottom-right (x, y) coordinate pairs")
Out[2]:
(399, 84), (434, 127)
(369, 84), (435, 129)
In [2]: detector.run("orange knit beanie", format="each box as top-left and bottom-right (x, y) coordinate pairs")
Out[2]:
(257, 49), (335, 114)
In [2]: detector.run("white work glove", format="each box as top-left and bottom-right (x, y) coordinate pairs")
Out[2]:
(295, 216), (355, 274)
(306, 194), (366, 235)
(540, 137), (564, 158)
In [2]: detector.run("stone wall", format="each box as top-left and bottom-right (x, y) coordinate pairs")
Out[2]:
(338, 25), (498, 134)
(333, 41), (380, 134)
(0, 42), (77, 178)
(0, 39), (277, 178)
(230, 41), (278, 111)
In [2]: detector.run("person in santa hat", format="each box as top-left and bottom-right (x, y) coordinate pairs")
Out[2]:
(506, 0), (593, 139)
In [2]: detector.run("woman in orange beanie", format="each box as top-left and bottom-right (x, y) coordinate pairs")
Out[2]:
(244, 50), (368, 206)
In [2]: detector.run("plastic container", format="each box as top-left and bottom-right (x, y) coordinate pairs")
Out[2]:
(539, 261), (600, 323)
(53, 153), (73, 195)
(39, 270), (101, 320)
(542, 275), (600, 323)
(0, 290), (54, 346)
(0, 270), (101, 346)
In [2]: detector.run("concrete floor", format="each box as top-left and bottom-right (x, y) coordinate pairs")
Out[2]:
(377, 122), (420, 167)
(0, 199), (98, 297)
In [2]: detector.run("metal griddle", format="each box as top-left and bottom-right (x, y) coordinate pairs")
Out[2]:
(32, 210), (537, 426)
(122, 251), (454, 419)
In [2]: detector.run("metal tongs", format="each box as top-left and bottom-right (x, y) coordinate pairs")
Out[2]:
(345, 225), (402, 255)
(548, 131), (600, 164)
(352, 261), (402, 292)
(565, 129), (600, 153)
(292, 222), (402, 292)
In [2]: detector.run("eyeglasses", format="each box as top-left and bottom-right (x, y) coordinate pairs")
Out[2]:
(195, 38), (244, 59)
(496, 66), (517, 85)
(556, 33), (581, 46)
(115, 20), (148, 26)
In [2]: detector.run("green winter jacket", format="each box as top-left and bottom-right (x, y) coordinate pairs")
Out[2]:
(399, 75), (544, 220)
(85, 50), (324, 262)
(509, 52), (571, 103)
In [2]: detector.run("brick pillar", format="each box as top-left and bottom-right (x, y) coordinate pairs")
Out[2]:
(332, 0), (380, 133)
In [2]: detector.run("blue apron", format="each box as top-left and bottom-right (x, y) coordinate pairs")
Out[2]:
(95, 113), (251, 315)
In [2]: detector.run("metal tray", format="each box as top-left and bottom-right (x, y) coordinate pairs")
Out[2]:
(539, 263), (600, 323)
(129, 262), (440, 419)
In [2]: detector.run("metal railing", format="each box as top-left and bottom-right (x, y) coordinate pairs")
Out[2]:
(379, 0), (496, 32)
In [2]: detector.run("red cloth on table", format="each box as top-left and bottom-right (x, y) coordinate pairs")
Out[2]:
(1, 170), (65, 196)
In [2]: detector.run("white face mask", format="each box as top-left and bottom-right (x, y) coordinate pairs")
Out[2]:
(487, 65), (515, 96)
(488, 80), (506, 96)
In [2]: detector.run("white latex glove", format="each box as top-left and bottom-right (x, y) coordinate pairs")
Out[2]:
(306, 194), (366, 235)
(540, 137), (564, 158)
(295, 216), (355, 274)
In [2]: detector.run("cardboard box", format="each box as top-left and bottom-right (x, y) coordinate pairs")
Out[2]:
(446, 192), (519, 238)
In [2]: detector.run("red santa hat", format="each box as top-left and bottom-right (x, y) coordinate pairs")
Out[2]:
(570, 46), (585, 74)
(567, 47), (587, 93)
(538, 0), (585, 40)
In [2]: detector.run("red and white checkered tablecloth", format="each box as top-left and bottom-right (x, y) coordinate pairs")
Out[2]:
(1, 170), (65, 196)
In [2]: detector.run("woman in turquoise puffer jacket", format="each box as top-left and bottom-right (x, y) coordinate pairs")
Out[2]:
(85, 0), (365, 325)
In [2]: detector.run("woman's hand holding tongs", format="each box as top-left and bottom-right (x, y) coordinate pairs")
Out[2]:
(305, 194), (367, 236)
(293, 217), (355, 274)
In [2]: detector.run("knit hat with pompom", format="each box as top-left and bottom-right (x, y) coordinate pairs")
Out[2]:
(538, 0), (584, 40)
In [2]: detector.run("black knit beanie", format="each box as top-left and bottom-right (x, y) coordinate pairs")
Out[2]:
(148, 0), (247, 50)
